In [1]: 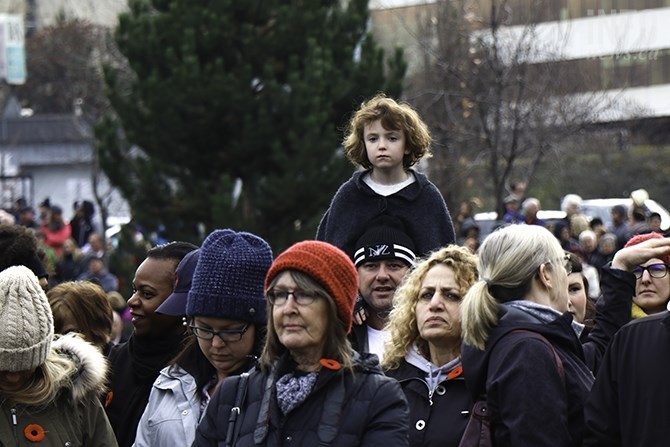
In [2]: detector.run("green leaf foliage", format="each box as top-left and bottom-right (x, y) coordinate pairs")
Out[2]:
(97, 0), (406, 250)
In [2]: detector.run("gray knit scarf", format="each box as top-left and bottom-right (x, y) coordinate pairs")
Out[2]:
(276, 371), (318, 415)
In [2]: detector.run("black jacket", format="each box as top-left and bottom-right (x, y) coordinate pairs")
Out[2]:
(386, 359), (471, 447)
(581, 265), (633, 374)
(462, 307), (594, 446)
(316, 169), (455, 258)
(193, 352), (409, 446)
(348, 320), (369, 355)
(584, 310), (670, 447)
(105, 333), (185, 447)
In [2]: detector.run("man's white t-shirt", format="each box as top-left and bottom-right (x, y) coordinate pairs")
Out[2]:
(367, 326), (391, 363)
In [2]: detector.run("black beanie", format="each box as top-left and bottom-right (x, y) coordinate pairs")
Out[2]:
(353, 215), (416, 268)
(186, 229), (272, 324)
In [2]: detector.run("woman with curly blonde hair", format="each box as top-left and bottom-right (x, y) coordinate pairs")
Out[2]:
(383, 245), (478, 447)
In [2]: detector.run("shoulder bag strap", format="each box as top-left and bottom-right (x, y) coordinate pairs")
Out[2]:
(253, 374), (275, 444)
(225, 372), (250, 447)
(512, 330), (565, 385)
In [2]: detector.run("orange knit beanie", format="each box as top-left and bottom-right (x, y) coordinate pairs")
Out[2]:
(265, 241), (358, 333)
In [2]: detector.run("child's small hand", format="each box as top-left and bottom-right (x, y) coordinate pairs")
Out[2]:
(353, 306), (368, 326)
(353, 296), (368, 326)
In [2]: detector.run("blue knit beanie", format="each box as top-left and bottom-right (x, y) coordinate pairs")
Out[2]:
(186, 229), (273, 324)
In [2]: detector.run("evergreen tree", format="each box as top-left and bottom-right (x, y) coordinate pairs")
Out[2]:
(97, 0), (406, 250)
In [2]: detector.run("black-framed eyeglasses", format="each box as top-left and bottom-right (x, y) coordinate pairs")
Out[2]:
(547, 254), (572, 275)
(189, 323), (250, 342)
(633, 263), (670, 280)
(267, 289), (319, 306)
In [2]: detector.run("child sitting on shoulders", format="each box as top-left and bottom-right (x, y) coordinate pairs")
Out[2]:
(317, 93), (455, 258)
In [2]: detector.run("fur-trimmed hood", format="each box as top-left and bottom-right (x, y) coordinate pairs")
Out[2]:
(52, 333), (109, 401)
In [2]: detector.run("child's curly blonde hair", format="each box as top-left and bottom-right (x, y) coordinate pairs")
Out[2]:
(343, 93), (432, 169)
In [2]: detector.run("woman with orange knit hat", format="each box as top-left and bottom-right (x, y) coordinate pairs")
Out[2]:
(194, 240), (409, 446)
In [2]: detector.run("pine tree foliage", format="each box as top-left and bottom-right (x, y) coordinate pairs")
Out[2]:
(97, 0), (406, 249)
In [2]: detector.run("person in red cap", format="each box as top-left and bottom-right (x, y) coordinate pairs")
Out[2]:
(194, 240), (409, 446)
(584, 233), (670, 446)
(624, 232), (670, 318)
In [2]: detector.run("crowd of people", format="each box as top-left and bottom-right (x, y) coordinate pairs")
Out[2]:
(1, 94), (669, 446)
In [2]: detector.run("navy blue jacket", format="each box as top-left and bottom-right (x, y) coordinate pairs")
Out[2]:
(462, 307), (594, 446)
(316, 169), (455, 258)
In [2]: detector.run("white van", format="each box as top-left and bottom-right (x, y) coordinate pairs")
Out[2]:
(580, 198), (670, 230)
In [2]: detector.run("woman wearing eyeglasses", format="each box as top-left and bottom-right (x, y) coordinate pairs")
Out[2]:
(625, 232), (670, 318)
(460, 224), (597, 446)
(460, 225), (670, 446)
(194, 240), (409, 446)
(134, 229), (272, 447)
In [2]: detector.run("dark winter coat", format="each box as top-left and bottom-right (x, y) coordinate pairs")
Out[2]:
(581, 264), (633, 374)
(192, 352), (409, 447)
(461, 306), (595, 446)
(316, 169), (455, 259)
(105, 333), (185, 447)
(584, 310), (670, 446)
(54, 254), (84, 283)
(386, 359), (471, 447)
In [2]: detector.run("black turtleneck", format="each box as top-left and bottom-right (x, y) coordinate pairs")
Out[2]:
(104, 332), (186, 447)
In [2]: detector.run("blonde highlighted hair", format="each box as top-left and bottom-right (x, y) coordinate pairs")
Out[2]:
(461, 225), (564, 350)
(343, 93), (432, 169)
(2, 349), (76, 407)
(382, 245), (478, 370)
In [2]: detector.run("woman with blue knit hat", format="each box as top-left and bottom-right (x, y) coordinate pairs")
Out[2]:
(194, 240), (409, 446)
(134, 229), (272, 447)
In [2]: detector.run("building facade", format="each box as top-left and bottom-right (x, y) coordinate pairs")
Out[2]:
(369, 0), (670, 141)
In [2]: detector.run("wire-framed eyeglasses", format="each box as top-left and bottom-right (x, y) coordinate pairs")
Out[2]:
(547, 253), (572, 275)
(633, 263), (670, 280)
(189, 323), (250, 342)
(266, 289), (319, 306)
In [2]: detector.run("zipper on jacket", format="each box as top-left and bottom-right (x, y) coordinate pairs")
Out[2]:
(10, 407), (19, 446)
